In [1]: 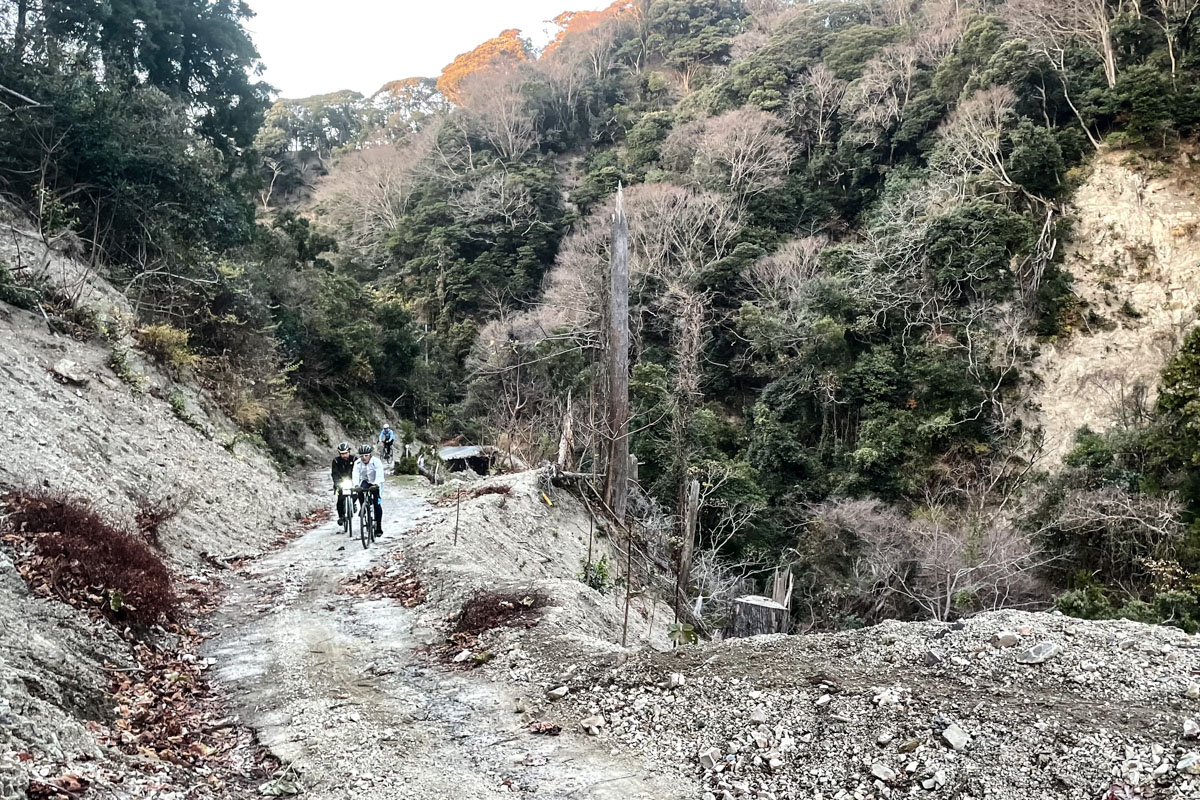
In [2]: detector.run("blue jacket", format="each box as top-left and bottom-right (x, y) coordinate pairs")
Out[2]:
(379, 428), (396, 443)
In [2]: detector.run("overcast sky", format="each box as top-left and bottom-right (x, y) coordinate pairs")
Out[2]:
(246, 0), (611, 99)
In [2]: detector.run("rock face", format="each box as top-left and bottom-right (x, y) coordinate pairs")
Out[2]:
(544, 609), (1200, 800)
(1026, 148), (1200, 462)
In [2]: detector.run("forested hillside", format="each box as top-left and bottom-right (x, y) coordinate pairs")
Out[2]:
(6, 0), (1200, 632)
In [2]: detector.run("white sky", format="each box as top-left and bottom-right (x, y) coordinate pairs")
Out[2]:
(246, 0), (611, 99)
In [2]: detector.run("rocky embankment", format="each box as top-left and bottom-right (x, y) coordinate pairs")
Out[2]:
(517, 609), (1200, 800)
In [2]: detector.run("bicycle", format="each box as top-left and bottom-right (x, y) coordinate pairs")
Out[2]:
(335, 479), (354, 537)
(354, 486), (377, 549)
(381, 439), (394, 464)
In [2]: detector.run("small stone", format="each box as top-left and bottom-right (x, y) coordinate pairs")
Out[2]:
(1186, 719), (1200, 739)
(898, 738), (922, 754)
(815, 694), (831, 707)
(950, 656), (970, 667)
(923, 649), (944, 667)
(750, 706), (768, 725)
(662, 673), (686, 689)
(547, 686), (569, 700)
(1016, 642), (1063, 665)
(698, 746), (723, 771)
(452, 649), (472, 663)
(941, 724), (971, 752)
(991, 631), (1020, 648)
(580, 714), (605, 734)
(1118, 639), (1138, 650)
(870, 763), (897, 782)
(877, 732), (894, 746)
(52, 359), (89, 386)
(1187, 682), (1200, 700)
(1177, 752), (1200, 774)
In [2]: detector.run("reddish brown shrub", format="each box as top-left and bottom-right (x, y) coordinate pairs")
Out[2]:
(3, 490), (177, 623)
(452, 588), (549, 636)
(133, 492), (191, 548)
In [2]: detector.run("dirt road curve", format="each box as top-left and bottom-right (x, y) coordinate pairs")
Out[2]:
(204, 474), (687, 799)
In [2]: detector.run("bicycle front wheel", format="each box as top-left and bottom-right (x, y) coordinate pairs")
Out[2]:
(359, 503), (371, 549)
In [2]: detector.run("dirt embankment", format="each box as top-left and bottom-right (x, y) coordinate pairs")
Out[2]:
(1027, 148), (1200, 463)
(0, 210), (320, 798)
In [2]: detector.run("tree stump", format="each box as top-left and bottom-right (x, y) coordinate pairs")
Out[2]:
(726, 595), (789, 639)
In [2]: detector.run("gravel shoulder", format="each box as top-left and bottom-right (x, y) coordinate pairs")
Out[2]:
(205, 473), (687, 799)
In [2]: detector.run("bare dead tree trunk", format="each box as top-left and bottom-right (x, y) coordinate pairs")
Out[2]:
(727, 596), (788, 638)
(675, 478), (700, 621)
(605, 185), (631, 524)
(557, 390), (574, 470)
(15, 0), (29, 58)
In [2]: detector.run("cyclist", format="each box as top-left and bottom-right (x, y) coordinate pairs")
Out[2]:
(331, 442), (356, 527)
(378, 424), (396, 461)
(352, 444), (385, 537)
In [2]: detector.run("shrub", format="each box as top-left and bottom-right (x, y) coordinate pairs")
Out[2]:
(168, 390), (207, 435)
(0, 263), (42, 310)
(1055, 585), (1115, 620)
(452, 588), (550, 636)
(579, 554), (612, 594)
(136, 323), (200, 371)
(133, 492), (191, 548)
(2, 490), (177, 623)
(107, 342), (146, 391)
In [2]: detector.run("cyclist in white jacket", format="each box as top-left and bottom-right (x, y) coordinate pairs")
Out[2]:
(353, 444), (385, 536)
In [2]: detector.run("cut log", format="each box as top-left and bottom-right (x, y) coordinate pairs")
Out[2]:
(726, 595), (789, 639)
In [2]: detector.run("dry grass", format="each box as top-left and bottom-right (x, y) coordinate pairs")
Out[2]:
(135, 323), (200, 371)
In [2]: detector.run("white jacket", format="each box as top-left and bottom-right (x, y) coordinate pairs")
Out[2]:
(353, 456), (386, 488)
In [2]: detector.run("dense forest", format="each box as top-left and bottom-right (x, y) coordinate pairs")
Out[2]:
(5, 0), (1200, 632)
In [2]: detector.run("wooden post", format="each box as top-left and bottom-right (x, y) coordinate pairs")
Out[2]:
(453, 487), (461, 546)
(726, 595), (789, 639)
(605, 185), (631, 525)
(675, 478), (700, 621)
(621, 518), (634, 647)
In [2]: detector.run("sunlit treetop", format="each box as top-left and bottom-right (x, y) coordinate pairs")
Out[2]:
(436, 28), (531, 104)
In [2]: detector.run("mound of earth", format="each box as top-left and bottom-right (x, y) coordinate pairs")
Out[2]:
(526, 609), (1200, 800)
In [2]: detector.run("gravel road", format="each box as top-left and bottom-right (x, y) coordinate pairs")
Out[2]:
(205, 473), (688, 799)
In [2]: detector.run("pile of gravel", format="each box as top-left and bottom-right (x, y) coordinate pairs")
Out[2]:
(518, 609), (1200, 799)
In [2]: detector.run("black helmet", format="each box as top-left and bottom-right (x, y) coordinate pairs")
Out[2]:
(337, 442), (351, 453)
(358, 444), (373, 455)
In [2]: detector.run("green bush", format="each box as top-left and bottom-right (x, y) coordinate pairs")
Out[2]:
(1055, 585), (1115, 620)
(579, 554), (612, 594)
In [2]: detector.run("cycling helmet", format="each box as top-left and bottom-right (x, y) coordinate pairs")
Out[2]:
(358, 444), (374, 455)
(383, 423), (391, 429)
(337, 442), (351, 453)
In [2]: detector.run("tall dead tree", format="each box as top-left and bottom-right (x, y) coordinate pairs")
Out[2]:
(604, 185), (631, 523)
(675, 478), (701, 620)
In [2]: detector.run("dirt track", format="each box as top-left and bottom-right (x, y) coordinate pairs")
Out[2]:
(204, 474), (687, 799)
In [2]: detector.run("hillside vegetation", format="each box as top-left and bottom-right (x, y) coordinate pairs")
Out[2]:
(6, 0), (1200, 631)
